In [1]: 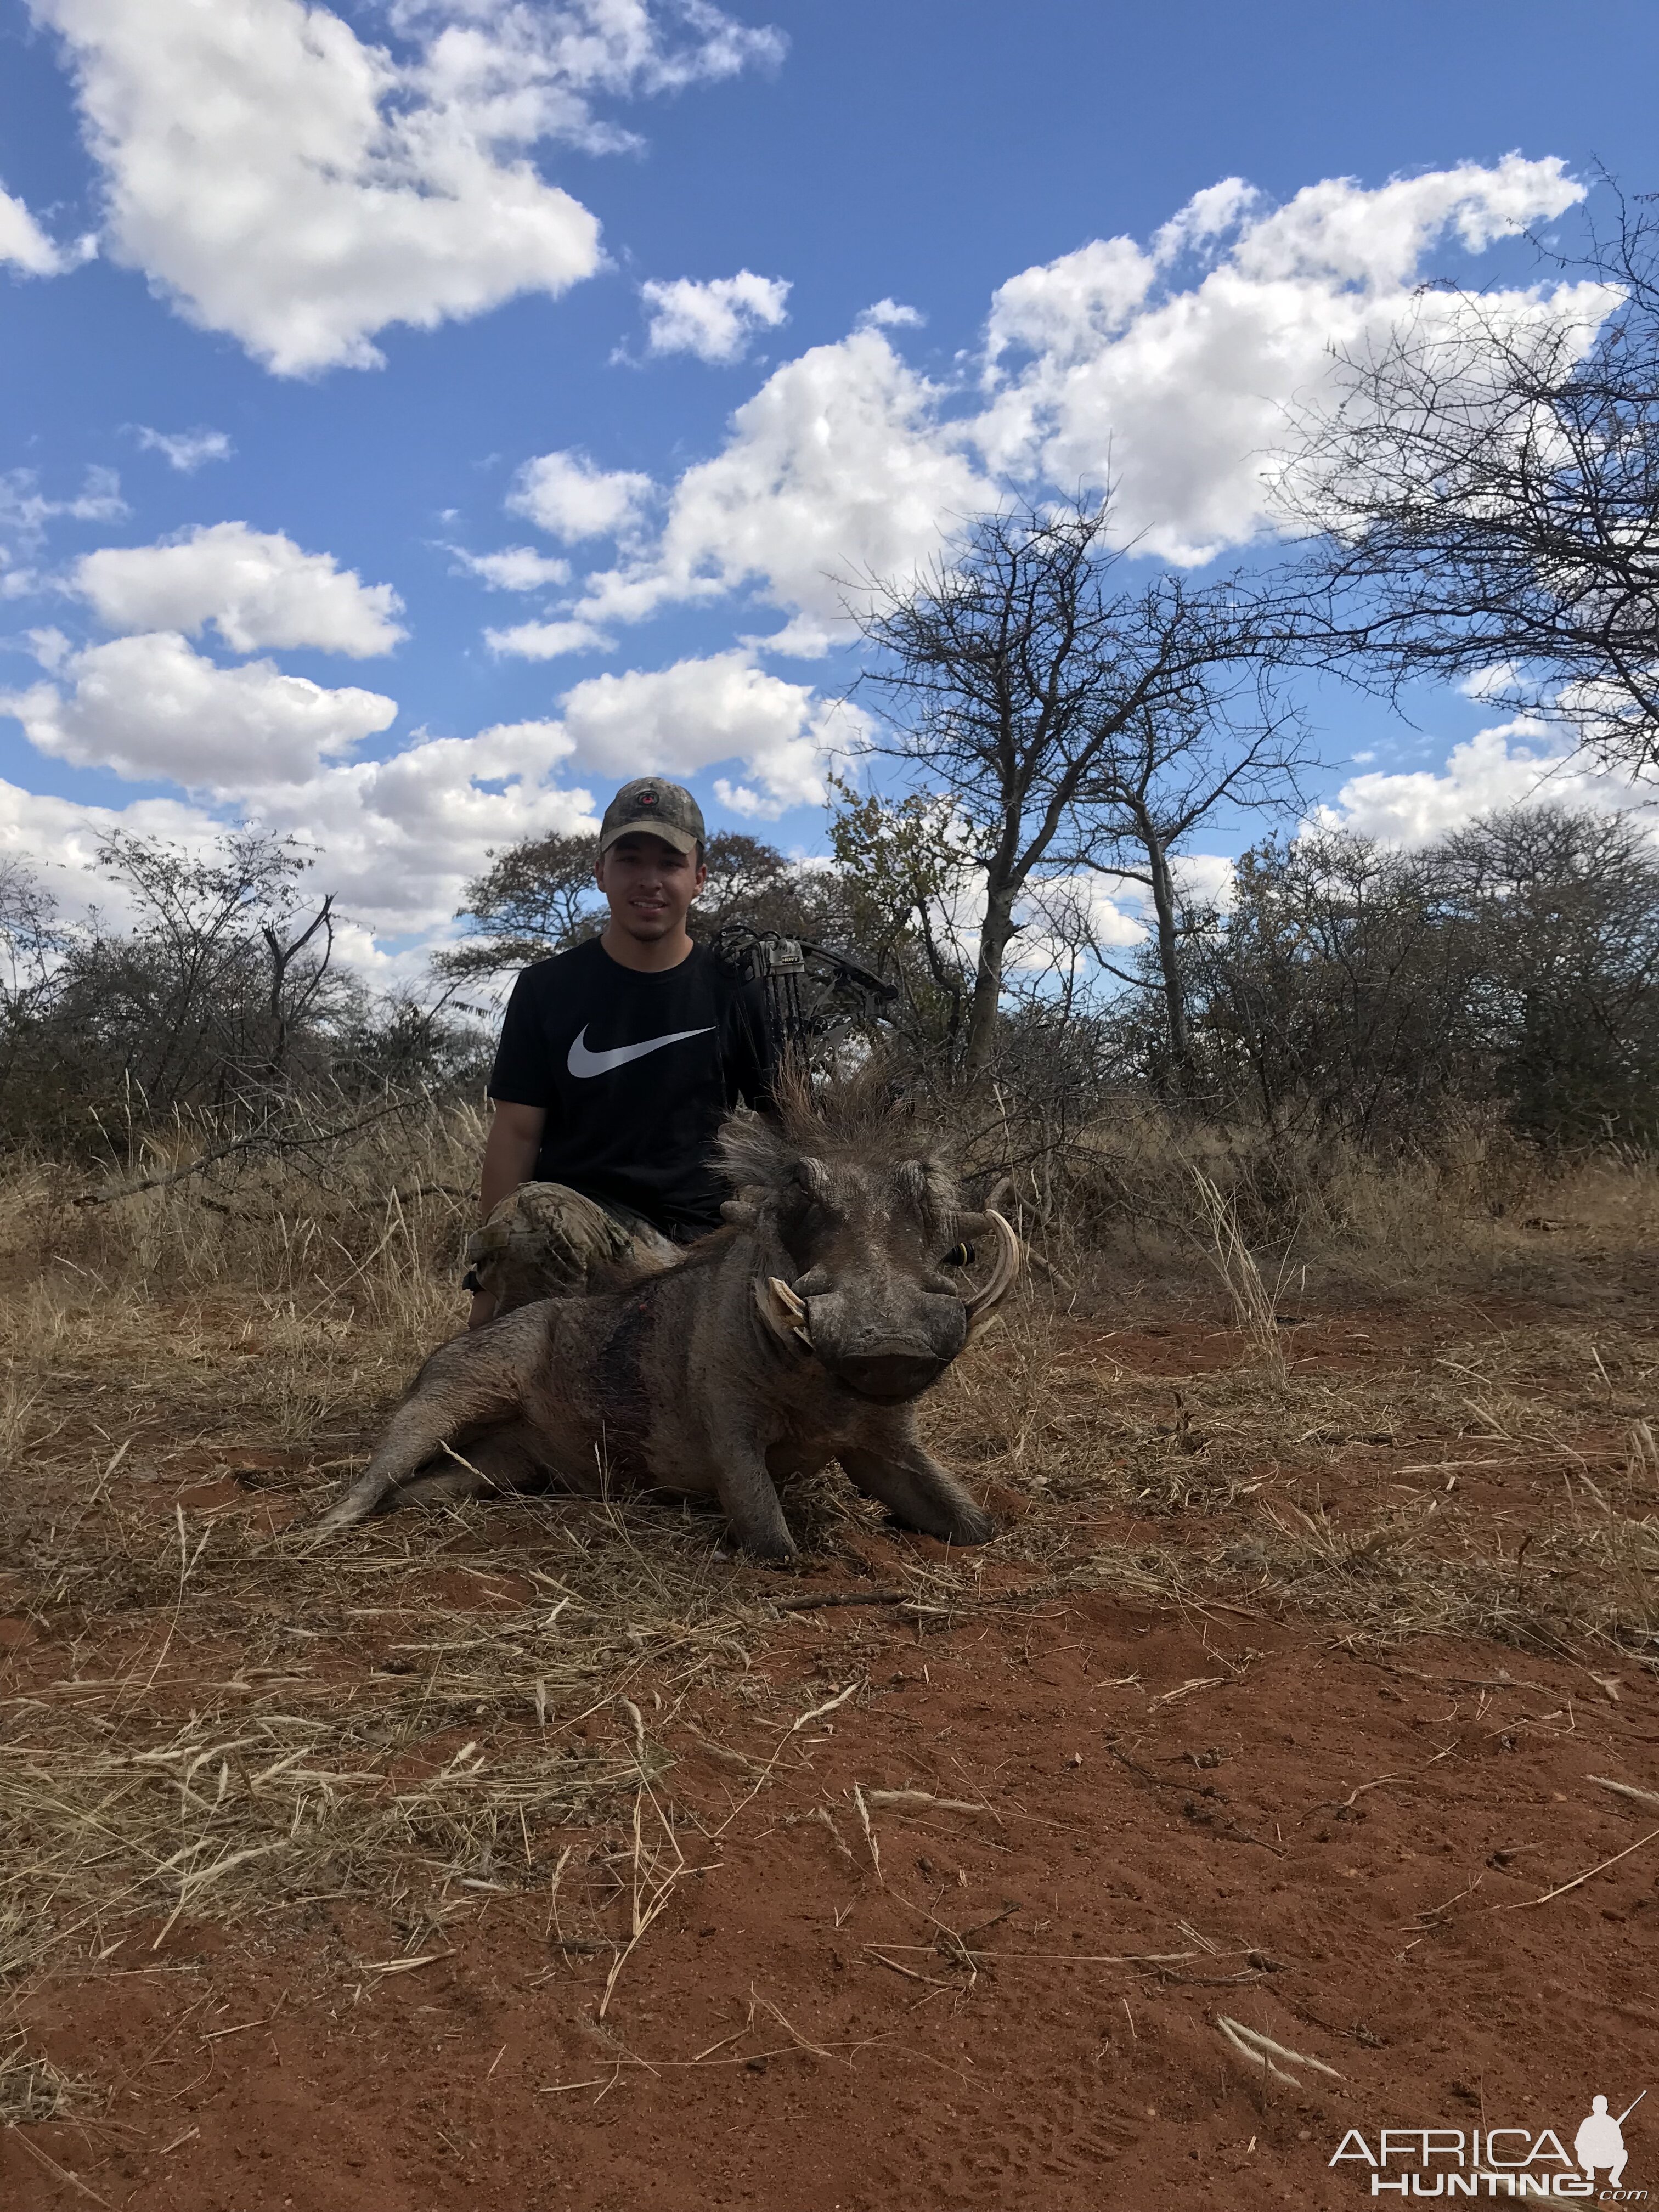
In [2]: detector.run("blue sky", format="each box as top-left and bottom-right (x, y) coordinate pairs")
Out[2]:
(2, 0), (1656, 972)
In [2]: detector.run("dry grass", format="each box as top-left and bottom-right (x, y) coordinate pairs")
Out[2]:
(1188, 1169), (1294, 1378)
(2, 1104), (1657, 2123)
(928, 1291), (1659, 1658)
(1051, 1098), (1659, 1302)
(0, 2035), (95, 2126)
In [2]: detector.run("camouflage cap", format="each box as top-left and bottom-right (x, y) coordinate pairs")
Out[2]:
(597, 776), (706, 858)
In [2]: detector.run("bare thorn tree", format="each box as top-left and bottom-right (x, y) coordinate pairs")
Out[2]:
(1067, 692), (1313, 1079)
(1283, 182), (1659, 774)
(261, 894), (335, 1083)
(851, 499), (1306, 1081)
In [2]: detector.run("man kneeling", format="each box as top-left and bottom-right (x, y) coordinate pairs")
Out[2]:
(462, 776), (772, 1321)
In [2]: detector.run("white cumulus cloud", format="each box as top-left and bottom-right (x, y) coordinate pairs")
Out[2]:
(0, 465), (127, 553)
(33, 0), (781, 374)
(1, 635), (859, 933)
(0, 721), (600, 943)
(639, 269), (790, 363)
(2, 631), (397, 788)
(1314, 723), (1656, 848)
(976, 156), (1592, 562)
(235, 718), (597, 930)
(484, 617), (610, 659)
(856, 299), (923, 330)
(508, 448), (654, 541)
(555, 648), (866, 816)
(0, 182), (84, 275)
(558, 158), (1598, 642)
(0, 778), (238, 921)
(577, 328), (995, 627)
(134, 425), (233, 472)
(450, 544), (571, 590)
(984, 235), (1158, 368)
(71, 523), (406, 656)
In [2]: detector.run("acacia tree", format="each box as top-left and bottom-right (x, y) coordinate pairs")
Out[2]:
(0, 833), (353, 1142)
(824, 779), (981, 1067)
(1440, 804), (1659, 1139)
(88, 831), (338, 1108)
(436, 831), (604, 984)
(1067, 692), (1311, 1078)
(1175, 828), (1481, 1140)
(1284, 185), (1659, 772)
(853, 500), (1305, 1081)
(1170, 804), (1659, 1144)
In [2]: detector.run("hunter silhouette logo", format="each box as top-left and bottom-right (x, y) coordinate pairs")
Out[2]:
(1577, 2095), (1642, 2191)
(1331, 2089), (1646, 2197)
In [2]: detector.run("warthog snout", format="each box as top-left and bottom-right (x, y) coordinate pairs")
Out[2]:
(828, 1336), (952, 1402)
(754, 1178), (1019, 1410)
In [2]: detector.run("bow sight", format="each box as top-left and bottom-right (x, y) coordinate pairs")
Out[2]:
(712, 924), (897, 1070)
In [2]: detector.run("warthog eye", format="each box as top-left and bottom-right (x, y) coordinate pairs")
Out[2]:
(941, 1240), (975, 1268)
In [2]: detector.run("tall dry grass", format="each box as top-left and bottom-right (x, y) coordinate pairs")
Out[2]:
(1031, 1098), (1659, 1306)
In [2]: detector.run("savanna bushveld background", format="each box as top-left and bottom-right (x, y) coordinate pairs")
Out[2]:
(7, 1), (1659, 2200)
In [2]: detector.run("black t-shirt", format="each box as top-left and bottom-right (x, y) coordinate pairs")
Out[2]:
(487, 936), (773, 1237)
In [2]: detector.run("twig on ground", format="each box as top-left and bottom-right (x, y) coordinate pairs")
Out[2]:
(1297, 1775), (1408, 1827)
(1397, 1872), (1484, 1928)
(769, 1590), (907, 1612)
(1216, 2015), (1344, 2091)
(851, 1784), (883, 1886)
(788, 1681), (864, 1733)
(8, 2129), (113, 2208)
(1590, 1775), (1659, 1813)
(865, 1788), (985, 1815)
(863, 1946), (953, 1990)
(1499, 1825), (1659, 1910)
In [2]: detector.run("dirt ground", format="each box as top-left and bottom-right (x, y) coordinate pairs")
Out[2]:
(4, 1271), (1658, 2211)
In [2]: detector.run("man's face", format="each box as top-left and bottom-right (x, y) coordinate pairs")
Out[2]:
(595, 833), (706, 943)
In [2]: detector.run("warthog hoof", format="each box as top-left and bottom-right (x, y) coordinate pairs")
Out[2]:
(740, 1531), (800, 1565)
(948, 1504), (996, 1545)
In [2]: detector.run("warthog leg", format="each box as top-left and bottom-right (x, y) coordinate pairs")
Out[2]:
(396, 1424), (554, 1511)
(314, 1339), (529, 1532)
(711, 1425), (798, 1561)
(838, 1443), (995, 1547)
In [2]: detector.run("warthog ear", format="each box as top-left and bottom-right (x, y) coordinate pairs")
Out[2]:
(755, 1274), (812, 1348)
(960, 1209), (1020, 1346)
(897, 1156), (955, 1224)
(792, 1155), (832, 1202)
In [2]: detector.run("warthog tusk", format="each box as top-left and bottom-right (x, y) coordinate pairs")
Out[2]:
(756, 1274), (812, 1348)
(964, 1210), (1020, 1345)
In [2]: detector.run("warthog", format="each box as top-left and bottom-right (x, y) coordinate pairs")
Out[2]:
(314, 1100), (1018, 1559)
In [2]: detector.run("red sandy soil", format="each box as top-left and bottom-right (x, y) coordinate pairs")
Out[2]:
(5, 1312), (1659, 2212)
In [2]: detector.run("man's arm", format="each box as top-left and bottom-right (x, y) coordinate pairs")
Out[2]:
(733, 981), (780, 1115)
(467, 1100), (546, 1329)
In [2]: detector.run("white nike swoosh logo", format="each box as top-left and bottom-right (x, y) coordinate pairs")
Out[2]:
(566, 1024), (715, 1079)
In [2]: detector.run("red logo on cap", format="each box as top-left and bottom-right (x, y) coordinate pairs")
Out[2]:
(639, 789), (658, 805)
